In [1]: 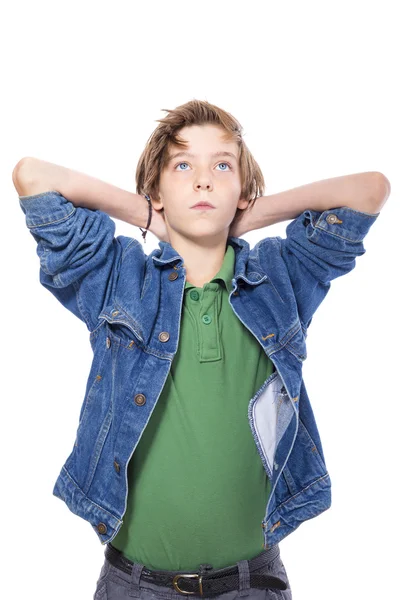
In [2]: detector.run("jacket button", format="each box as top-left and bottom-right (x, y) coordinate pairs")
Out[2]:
(114, 460), (120, 473)
(97, 522), (107, 534)
(158, 331), (170, 342)
(112, 310), (119, 316)
(134, 393), (146, 406)
(326, 213), (339, 224)
(106, 337), (111, 348)
(168, 271), (179, 281)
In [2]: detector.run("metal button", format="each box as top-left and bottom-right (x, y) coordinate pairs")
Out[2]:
(97, 522), (107, 534)
(158, 331), (170, 342)
(202, 315), (212, 324)
(326, 213), (339, 224)
(134, 393), (146, 406)
(190, 290), (199, 300)
(106, 337), (111, 348)
(112, 310), (119, 316)
(114, 460), (120, 473)
(168, 271), (179, 281)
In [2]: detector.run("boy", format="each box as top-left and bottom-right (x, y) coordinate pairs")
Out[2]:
(14, 99), (390, 599)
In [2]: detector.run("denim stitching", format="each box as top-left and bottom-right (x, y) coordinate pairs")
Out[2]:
(27, 206), (76, 229)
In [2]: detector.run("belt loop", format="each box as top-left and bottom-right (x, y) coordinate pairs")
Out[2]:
(237, 559), (251, 597)
(129, 561), (145, 598)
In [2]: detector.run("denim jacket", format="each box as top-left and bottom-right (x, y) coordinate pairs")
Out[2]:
(19, 190), (380, 549)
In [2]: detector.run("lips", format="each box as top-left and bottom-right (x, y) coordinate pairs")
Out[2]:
(191, 202), (215, 208)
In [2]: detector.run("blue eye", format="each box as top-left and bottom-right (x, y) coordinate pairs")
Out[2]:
(174, 162), (232, 171)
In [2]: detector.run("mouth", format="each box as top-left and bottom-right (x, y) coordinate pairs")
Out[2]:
(191, 202), (215, 209)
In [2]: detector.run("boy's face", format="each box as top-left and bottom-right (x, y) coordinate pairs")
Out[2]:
(154, 124), (249, 242)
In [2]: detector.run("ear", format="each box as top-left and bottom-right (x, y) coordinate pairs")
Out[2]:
(149, 193), (164, 212)
(237, 196), (250, 210)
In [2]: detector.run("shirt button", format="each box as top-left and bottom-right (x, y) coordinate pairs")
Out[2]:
(158, 331), (170, 342)
(112, 310), (119, 316)
(113, 460), (120, 473)
(97, 522), (107, 535)
(168, 271), (179, 281)
(190, 290), (199, 300)
(106, 337), (111, 348)
(134, 393), (146, 406)
(202, 314), (212, 324)
(326, 213), (339, 224)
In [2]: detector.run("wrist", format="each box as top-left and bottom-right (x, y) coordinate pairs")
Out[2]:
(138, 194), (152, 242)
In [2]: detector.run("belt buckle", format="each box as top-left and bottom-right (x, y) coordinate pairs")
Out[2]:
(172, 573), (203, 596)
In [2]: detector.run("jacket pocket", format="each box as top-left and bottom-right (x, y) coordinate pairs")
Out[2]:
(99, 311), (143, 350)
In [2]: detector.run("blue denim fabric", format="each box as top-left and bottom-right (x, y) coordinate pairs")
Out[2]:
(19, 191), (380, 550)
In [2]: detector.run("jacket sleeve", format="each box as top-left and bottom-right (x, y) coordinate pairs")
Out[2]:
(277, 205), (380, 330)
(19, 190), (123, 333)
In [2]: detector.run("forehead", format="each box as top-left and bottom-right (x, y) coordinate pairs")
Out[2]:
(166, 128), (239, 163)
(177, 123), (228, 140)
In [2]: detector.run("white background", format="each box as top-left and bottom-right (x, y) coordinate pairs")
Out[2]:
(2, 1), (398, 598)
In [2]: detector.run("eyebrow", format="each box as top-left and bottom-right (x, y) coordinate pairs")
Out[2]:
(167, 151), (238, 163)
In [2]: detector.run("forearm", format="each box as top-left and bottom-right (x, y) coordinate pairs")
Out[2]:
(13, 157), (149, 228)
(249, 171), (388, 230)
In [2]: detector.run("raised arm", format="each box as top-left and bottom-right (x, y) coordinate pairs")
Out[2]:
(229, 171), (390, 238)
(12, 157), (150, 228)
(14, 158), (161, 332)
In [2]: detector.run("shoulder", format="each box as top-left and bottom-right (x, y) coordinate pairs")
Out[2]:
(251, 235), (283, 263)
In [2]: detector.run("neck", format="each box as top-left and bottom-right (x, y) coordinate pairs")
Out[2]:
(168, 232), (228, 288)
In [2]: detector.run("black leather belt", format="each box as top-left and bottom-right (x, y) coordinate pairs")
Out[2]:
(105, 543), (288, 596)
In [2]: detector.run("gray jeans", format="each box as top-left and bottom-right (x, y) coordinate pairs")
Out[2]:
(93, 544), (292, 600)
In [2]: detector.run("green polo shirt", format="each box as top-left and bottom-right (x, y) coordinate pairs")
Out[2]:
(111, 241), (275, 570)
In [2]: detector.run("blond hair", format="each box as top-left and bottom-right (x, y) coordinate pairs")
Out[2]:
(135, 99), (265, 222)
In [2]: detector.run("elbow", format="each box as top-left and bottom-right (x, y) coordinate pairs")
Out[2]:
(12, 157), (39, 195)
(366, 172), (391, 214)
(12, 156), (35, 183)
(373, 171), (391, 199)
